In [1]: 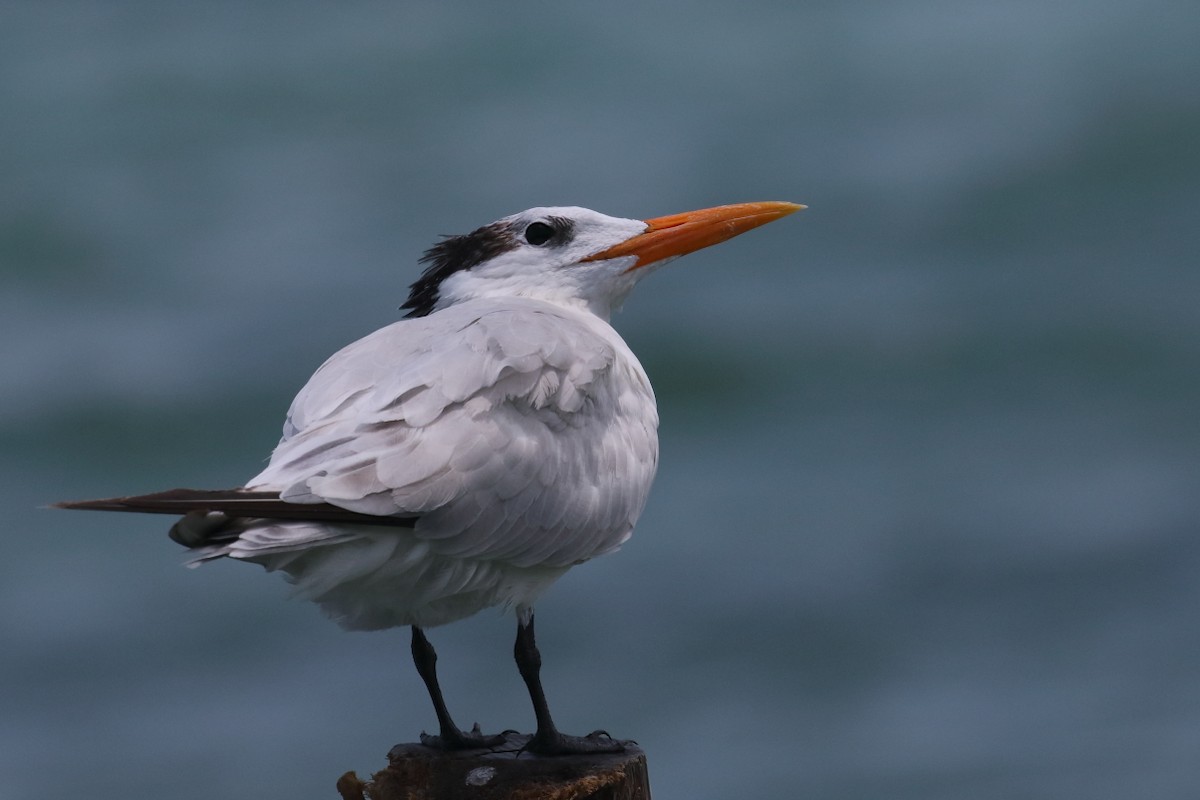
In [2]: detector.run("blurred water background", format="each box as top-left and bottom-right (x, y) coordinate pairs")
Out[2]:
(3, 2), (1198, 798)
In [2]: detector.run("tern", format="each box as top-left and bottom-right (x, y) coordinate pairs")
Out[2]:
(58, 200), (803, 755)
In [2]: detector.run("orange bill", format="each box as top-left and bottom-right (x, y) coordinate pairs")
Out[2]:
(582, 201), (805, 270)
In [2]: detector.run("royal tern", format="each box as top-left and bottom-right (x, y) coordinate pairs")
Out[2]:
(59, 200), (803, 755)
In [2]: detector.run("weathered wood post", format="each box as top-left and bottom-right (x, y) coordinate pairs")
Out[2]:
(337, 733), (651, 800)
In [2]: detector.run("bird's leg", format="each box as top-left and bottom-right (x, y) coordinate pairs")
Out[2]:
(410, 626), (504, 749)
(513, 613), (625, 755)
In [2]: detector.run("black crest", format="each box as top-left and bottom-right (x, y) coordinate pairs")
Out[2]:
(401, 221), (519, 318)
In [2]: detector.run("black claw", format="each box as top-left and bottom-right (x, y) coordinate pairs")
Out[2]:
(420, 727), (507, 751)
(523, 731), (628, 756)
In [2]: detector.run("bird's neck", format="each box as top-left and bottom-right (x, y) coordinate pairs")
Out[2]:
(432, 261), (642, 323)
(436, 285), (624, 323)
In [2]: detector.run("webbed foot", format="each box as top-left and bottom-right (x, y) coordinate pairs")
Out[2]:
(523, 729), (628, 756)
(419, 722), (507, 751)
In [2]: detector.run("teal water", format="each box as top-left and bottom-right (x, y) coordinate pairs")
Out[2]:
(4, 3), (1199, 798)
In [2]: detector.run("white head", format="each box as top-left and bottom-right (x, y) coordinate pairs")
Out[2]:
(402, 202), (804, 321)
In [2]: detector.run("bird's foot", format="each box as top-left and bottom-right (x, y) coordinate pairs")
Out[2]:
(523, 729), (628, 756)
(419, 722), (507, 751)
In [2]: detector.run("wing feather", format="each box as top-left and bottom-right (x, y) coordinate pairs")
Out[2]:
(245, 298), (658, 569)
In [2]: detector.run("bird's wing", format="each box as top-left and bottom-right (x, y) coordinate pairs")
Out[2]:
(249, 299), (659, 569)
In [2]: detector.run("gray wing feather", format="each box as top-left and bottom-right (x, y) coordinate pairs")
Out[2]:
(248, 299), (658, 569)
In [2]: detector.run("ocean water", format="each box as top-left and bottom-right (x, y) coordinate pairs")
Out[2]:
(3, 2), (1199, 798)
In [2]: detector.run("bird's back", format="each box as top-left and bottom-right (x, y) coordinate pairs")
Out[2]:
(196, 298), (659, 629)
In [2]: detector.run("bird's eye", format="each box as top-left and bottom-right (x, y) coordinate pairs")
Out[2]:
(524, 222), (555, 246)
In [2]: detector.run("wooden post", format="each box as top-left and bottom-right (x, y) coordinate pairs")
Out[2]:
(337, 733), (651, 800)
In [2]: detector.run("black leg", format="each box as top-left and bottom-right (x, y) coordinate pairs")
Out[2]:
(513, 613), (625, 755)
(410, 626), (504, 750)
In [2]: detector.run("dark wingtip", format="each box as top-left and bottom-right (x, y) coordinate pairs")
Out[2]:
(53, 497), (134, 511)
(53, 488), (420, 529)
(53, 489), (248, 514)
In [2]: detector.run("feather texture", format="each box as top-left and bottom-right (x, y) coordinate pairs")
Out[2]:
(201, 297), (660, 629)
